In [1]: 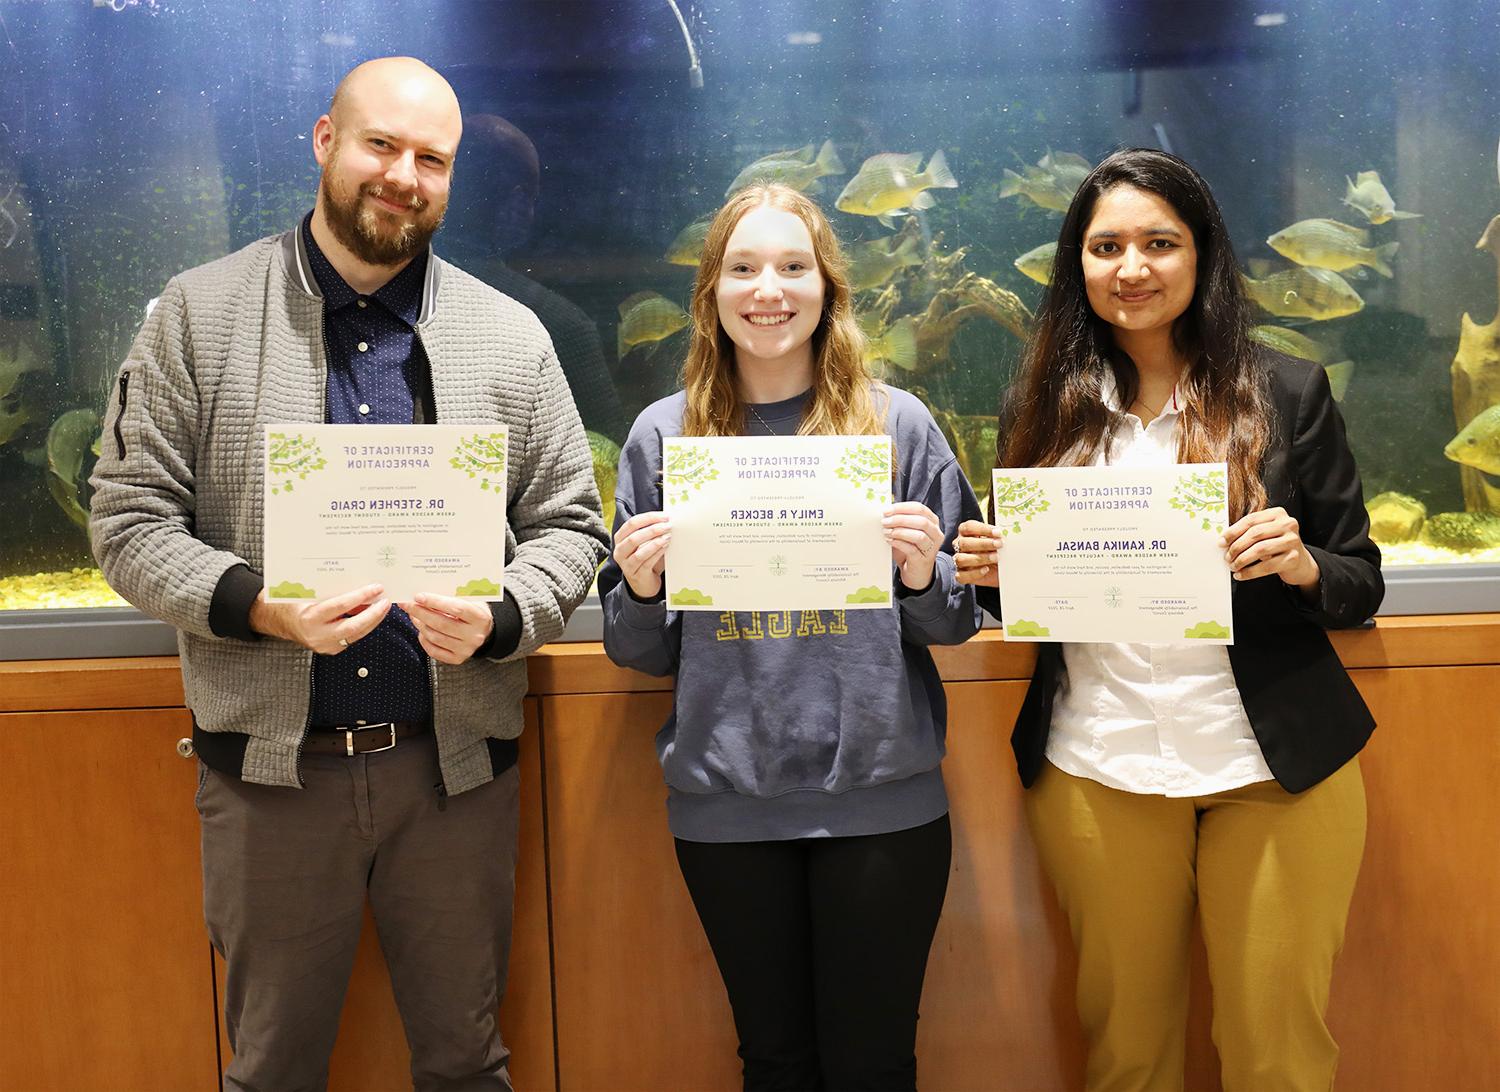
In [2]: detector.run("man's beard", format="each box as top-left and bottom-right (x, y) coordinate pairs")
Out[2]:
(320, 161), (446, 267)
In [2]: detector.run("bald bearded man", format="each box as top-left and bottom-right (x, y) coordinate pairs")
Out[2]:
(90, 58), (607, 1090)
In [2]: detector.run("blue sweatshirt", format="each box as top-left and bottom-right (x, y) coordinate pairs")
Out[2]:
(598, 386), (983, 842)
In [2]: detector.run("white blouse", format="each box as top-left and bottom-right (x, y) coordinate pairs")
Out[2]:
(1045, 379), (1275, 797)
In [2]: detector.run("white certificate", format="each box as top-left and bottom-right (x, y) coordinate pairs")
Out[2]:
(664, 435), (893, 611)
(263, 423), (508, 602)
(991, 463), (1233, 644)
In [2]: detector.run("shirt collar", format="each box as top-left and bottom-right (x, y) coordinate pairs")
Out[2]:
(300, 212), (427, 327)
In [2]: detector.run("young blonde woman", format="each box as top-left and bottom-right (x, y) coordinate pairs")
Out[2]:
(955, 148), (1381, 1091)
(599, 183), (981, 1090)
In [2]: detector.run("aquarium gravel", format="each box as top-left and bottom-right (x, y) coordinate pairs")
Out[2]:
(0, 568), (127, 610)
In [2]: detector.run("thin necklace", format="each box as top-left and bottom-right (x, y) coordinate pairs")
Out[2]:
(747, 404), (781, 436)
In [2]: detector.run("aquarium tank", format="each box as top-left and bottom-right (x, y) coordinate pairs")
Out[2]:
(1, 0), (1496, 656)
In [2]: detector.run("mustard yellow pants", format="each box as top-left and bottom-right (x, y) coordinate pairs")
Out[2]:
(1025, 758), (1366, 1092)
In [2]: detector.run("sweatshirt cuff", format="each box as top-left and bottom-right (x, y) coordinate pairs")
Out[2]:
(478, 596), (524, 660)
(616, 584), (669, 630)
(896, 556), (950, 618)
(209, 564), (264, 641)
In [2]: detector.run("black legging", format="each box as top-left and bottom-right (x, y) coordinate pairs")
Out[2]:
(674, 814), (953, 1092)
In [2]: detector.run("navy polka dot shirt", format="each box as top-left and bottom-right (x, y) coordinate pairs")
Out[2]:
(302, 214), (433, 728)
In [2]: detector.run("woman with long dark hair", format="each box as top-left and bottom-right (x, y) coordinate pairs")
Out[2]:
(955, 148), (1381, 1090)
(600, 183), (981, 1089)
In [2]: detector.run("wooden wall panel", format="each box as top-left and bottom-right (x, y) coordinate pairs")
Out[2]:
(924, 681), (1222, 1090)
(1331, 665), (1500, 1090)
(0, 708), (217, 1091)
(214, 699), (556, 1090)
(542, 692), (741, 1092)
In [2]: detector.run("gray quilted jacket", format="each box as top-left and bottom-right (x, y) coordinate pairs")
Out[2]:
(90, 228), (608, 793)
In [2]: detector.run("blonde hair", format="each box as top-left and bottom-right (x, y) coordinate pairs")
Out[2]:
(681, 183), (886, 437)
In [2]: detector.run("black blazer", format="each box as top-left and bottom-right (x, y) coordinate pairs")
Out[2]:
(982, 353), (1383, 794)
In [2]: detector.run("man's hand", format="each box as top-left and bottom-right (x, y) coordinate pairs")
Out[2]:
(404, 593), (497, 665)
(249, 583), (392, 654)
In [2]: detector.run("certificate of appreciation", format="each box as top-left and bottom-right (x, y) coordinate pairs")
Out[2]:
(663, 435), (893, 611)
(263, 423), (508, 602)
(991, 463), (1233, 644)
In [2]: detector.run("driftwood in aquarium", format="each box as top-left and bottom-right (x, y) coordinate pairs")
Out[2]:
(1451, 214), (1500, 513)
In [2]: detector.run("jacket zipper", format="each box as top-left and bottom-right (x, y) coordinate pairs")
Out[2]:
(295, 306), (332, 788)
(413, 326), (448, 809)
(114, 372), (130, 457)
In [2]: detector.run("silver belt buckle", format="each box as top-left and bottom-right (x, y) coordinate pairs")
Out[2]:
(346, 722), (398, 756)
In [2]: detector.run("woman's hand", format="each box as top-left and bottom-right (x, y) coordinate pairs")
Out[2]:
(613, 511), (672, 600)
(953, 520), (1003, 588)
(884, 501), (945, 591)
(1221, 507), (1320, 595)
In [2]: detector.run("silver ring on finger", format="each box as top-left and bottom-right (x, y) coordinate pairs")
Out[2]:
(338, 637), (348, 648)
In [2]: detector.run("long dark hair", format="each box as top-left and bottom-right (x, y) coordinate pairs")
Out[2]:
(999, 148), (1270, 518)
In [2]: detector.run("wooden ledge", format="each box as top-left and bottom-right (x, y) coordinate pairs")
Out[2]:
(2, 614), (1496, 711)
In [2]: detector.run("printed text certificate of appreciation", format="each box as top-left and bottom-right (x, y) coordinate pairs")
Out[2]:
(990, 463), (1233, 644)
(664, 435), (893, 611)
(263, 423), (509, 602)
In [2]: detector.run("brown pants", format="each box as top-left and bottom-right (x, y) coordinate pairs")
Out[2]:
(197, 733), (519, 1092)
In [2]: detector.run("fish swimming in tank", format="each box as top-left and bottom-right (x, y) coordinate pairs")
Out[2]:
(1342, 170), (1421, 225)
(586, 430), (622, 527)
(857, 313), (918, 373)
(1267, 218), (1400, 278)
(725, 140), (845, 197)
(836, 151), (958, 227)
(848, 231), (924, 292)
(1013, 241), (1058, 285)
(1248, 325), (1355, 399)
(45, 408), (101, 530)
(0, 343), (42, 401)
(998, 151), (1091, 214)
(1443, 403), (1500, 475)
(0, 395), (34, 446)
(1450, 212), (1500, 513)
(1250, 324), (1333, 364)
(616, 291), (690, 359)
(1243, 266), (1364, 321)
(664, 217), (712, 266)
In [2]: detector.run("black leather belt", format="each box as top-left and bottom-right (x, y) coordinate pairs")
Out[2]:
(302, 720), (430, 756)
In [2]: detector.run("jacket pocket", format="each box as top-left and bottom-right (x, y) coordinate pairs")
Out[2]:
(100, 361), (142, 475)
(112, 369), (131, 459)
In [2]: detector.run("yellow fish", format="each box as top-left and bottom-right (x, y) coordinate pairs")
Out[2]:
(1013, 241), (1057, 285)
(836, 151), (958, 227)
(587, 430), (622, 527)
(1267, 218), (1399, 278)
(999, 151), (1091, 214)
(859, 314), (918, 373)
(1249, 325), (1332, 364)
(1244, 267), (1364, 321)
(848, 232), (924, 292)
(1322, 361), (1356, 402)
(617, 291), (690, 359)
(726, 140), (845, 197)
(1444, 403), (1500, 475)
(664, 217), (712, 266)
(1342, 170), (1421, 225)
(1249, 325), (1354, 399)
